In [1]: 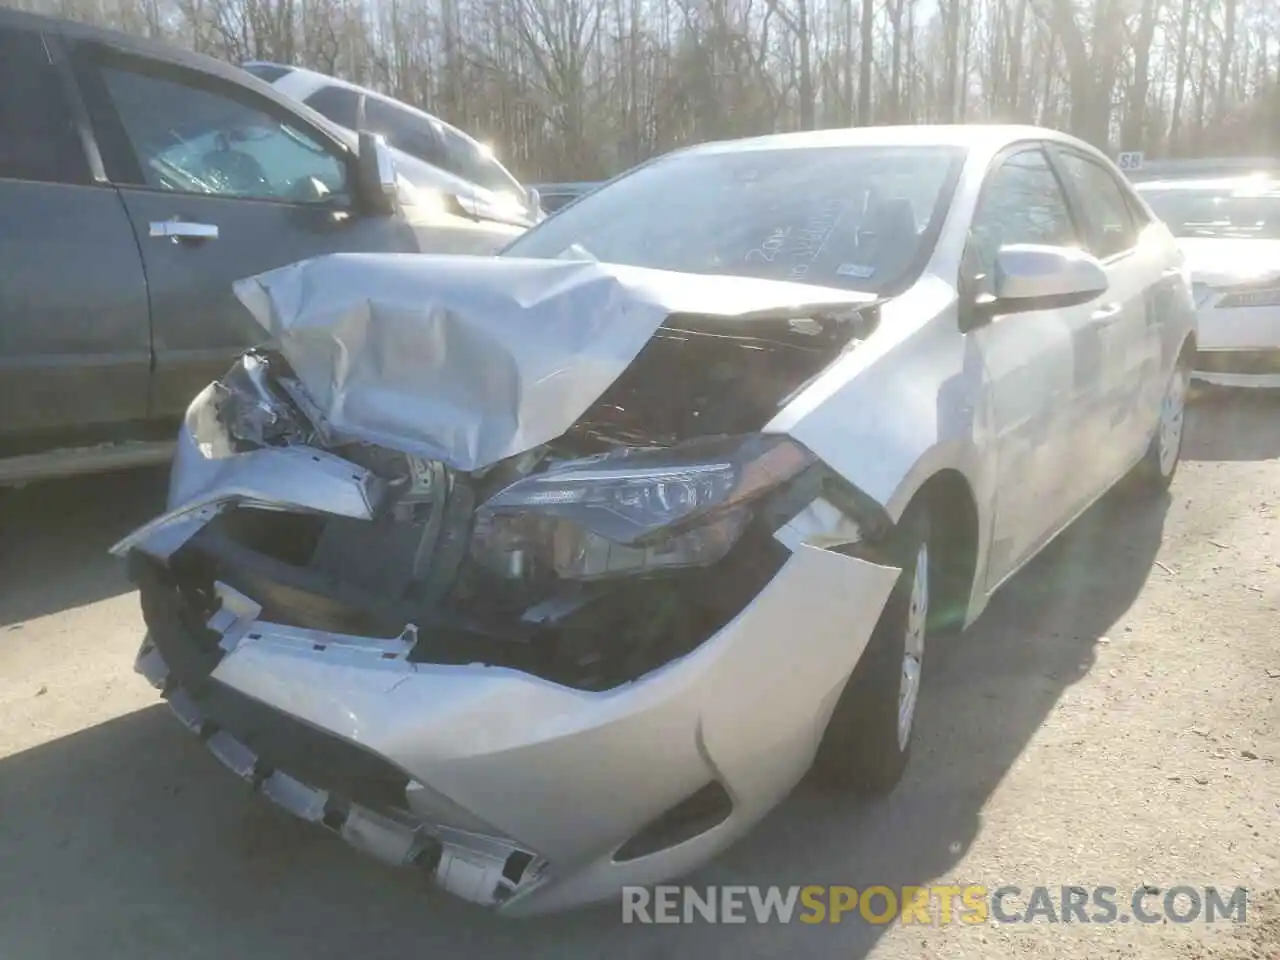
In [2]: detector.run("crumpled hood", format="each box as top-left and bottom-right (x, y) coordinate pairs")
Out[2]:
(233, 253), (873, 472)
(1179, 237), (1280, 287)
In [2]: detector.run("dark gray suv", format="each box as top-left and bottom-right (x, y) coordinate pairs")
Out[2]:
(0, 9), (520, 485)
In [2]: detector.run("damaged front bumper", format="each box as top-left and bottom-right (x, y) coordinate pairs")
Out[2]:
(113, 253), (902, 915)
(114, 431), (899, 916)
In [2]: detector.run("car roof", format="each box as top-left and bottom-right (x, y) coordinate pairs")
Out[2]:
(11, 11), (270, 94)
(2, 12), (352, 151)
(1129, 157), (1280, 181)
(1137, 176), (1280, 192)
(531, 182), (600, 192)
(243, 61), (484, 149)
(675, 124), (1101, 160)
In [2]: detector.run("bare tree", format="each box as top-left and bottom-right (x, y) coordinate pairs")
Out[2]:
(10, 0), (1277, 178)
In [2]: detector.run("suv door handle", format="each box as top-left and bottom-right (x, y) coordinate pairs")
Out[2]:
(150, 220), (219, 242)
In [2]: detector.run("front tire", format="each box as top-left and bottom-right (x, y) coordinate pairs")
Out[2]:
(812, 505), (930, 794)
(1131, 354), (1190, 490)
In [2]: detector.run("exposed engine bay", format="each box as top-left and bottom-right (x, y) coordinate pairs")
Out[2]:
(158, 276), (884, 691)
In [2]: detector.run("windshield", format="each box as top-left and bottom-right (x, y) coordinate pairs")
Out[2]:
(503, 144), (965, 293)
(1139, 182), (1280, 239)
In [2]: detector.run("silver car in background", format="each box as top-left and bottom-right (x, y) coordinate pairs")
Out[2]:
(113, 125), (1196, 916)
(243, 61), (542, 227)
(1137, 175), (1280, 388)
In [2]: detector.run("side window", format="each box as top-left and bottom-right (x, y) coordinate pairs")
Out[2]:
(94, 62), (347, 203)
(364, 98), (451, 170)
(1122, 187), (1153, 227)
(1055, 152), (1139, 258)
(0, 28), (90, 184)
(968, 148), (1078, 279)
(303, 84), (360, 131)
(438, 126), (519, 193)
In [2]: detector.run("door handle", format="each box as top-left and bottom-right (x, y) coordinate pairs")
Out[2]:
(149, 220), (219, 242)
(1091, 302), (1123, 324)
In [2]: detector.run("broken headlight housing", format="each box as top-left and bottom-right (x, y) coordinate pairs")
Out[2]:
(213, 353), (307, 450)
(186, 353), (310, 459)
(470, 434), (812, 581)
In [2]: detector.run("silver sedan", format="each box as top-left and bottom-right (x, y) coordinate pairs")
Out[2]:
(114, 124), (1197, 916)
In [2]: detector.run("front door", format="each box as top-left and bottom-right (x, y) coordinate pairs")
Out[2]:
(964, 146), (1102, 589)
(68, 38), (420, 420)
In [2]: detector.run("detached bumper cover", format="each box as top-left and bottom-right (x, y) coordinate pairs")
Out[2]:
(120, 463), (897, 916)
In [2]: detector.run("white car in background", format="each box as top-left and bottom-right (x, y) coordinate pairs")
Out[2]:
(1137, 175), (1280, 388)
(242, 61), (541, 228)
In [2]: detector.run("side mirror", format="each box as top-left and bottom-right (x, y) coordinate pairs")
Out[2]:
(526, 186), (541, 212)
(355, 130), (399, 216)
(969, 243), (1108, 326)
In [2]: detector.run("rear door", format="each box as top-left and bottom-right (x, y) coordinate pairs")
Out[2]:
(1050, 147), (1158, 481)
(0, 17), (150, 440)
(66, 37), (421, 421)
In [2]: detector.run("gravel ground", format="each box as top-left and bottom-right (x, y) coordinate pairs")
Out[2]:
(1, 392), (1276, 960)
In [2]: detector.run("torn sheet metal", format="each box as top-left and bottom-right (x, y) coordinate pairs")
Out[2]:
(773, 496), (866, 552)
(233, 253), (873, 472)
(109, 428), (385, 560)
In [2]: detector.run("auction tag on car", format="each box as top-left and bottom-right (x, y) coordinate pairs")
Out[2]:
(1117, 151), (1145, 171)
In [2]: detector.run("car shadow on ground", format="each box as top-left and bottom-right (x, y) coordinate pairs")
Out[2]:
(0, 475), (1170, 959)
(1184, 387), (1280, 462)
(0, 466), (168, 627)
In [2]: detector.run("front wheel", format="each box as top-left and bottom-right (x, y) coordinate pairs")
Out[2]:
(1131, 355), (1191, 491)
(812, 506), (930, 794)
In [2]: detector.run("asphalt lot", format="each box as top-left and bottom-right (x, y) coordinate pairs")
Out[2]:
(1, 391), (1277, 960)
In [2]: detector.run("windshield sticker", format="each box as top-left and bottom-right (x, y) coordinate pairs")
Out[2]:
(745, 227), (792, 263)
(744, 202), (848, 283)
(786, 201), (845, 282)
(837, 263), (876, 279)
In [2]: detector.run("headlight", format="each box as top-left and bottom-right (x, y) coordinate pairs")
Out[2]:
(470, 434), (812, 581)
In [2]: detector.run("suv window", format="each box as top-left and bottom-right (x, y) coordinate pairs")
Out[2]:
(436, 125), (520, 194)
(1055, 152), (1139, 258)
(96, 64), (348, 203)
(364, 98), (452, 171)
(304, 84), (360, 131)
(312, 88), (522, 198)
(0, 27), (90, 184)
(968, 148), (1078, 278)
